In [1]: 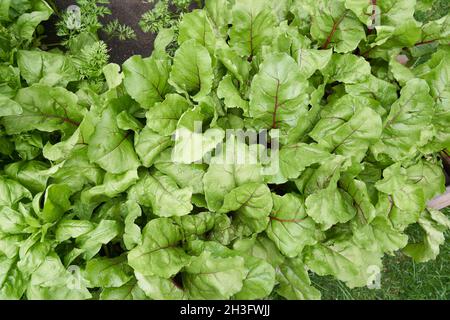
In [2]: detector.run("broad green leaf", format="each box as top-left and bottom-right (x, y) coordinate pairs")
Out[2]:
(203, 137), (263, 211)
(267, 193), (322, 257)
(178, 10), (216, 54)
(309, 95), (382, 164)
(173, 212), (215, 238)
(0, 95), (22, 117)
(215, 44), (251, 85)
(27, 252), (91, 300)
(135, 273), (186, 300)
(51, 146), (104, 192)
(116, 111), (143, 133)
(87, 106), (140, 174)
(204, 0), (232, 36)
(34, 184), (72, 223)
(352, 217), (408, 254)
(0, 206), (29, 235)
(345, 75), (398, 111)
(145, 94), (191, 136)
(121, 200), (142, 250)
(182, 251), (246, 300)
(17, 237), (53, 276)
(279, 143), (332, 179)
(123, 55), (171, 108)
(103, 63), (123, 90)
(0, 256), (27, 299)
(128, 171), (193, 217)
(208, 213), (239, 245)
(152, 28), (175, 58)
(249, 53), (310, 134)
(100, 280), (147, 300)
(403, 209), (450, 263)
(406, 160), (446, 200)
(296, 48), (333, 79)
(10, 133), (43, 160)
(155, 149), (206, 195)
(377, 0), (417, 27)
(0, 176), (31, 207)
(43, 128), (81, 162)
(234, 256), (276, 300)
(339, 176), (377, 224)
(12, 0), (52, 41)
(5, 160), (50, 193)
(134, 126), (172, 167)
(371, 79), (435, 162)
(229, 0), (276, 58)
(233, 235), (285, 268)
(81, 170), (139, 205)
(219, 183), (273, 234)
(172, 127), (224, 164)
(17, 50), (79, 87)
(369, 20), (422, 60)
(304, 239), (382, 288)
(322, 53), (371, 84)
(169, 40), (213, 101)
(418, 15), (450, 44)
(305, 178), (357, 229)
(276, 258), (321, 300)
(217, 74), (249, 114)
(376, 164), (426, 229)
(55, 220), (95, 242)
(128, 218), (191, 278)
(1, 85), (83, 135)
(84, 256), (132, 288)
(420, 50), (450, 151)
(75, 220), (121, 260)
(309, 0), (365, 52)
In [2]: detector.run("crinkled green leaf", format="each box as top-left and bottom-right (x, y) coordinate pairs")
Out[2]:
(87, 105), (140, 174)
(17, 50), (79, 87)
(84, 256), (132, 288)
(249, 53), (310, 135)
(371, 79), (435, 162)
(267, 193), (322, 257)
(219, 182), (273, 234)
(1, 85), (83, 135)
(123, 55), (171, 108)
(229, 0), (276, 58)
(128, 171), (193, 217)
(276, 258), (321, 300)
(178, 10), (216, 54)
(169, 40), (213, 101)
(182, 251), (246, 300)
(309, 0), (365, 52)
(128, 218), (191, 278)
(403, 209), (450, 263)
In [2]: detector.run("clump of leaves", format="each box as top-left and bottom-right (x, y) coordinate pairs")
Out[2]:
(415, 0), (450, 22)
(103, 19), (137, 41)
(139, 0), (201, 33)
(76, 40), (110, 78)
(56, 0), (111, 40)
(0, 0), (53, 61)
(53, 0), (135, 90)
(0, 0), (449, 301)
(56, 0), (136, 43)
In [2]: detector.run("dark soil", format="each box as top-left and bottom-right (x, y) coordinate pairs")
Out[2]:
(98, 0), (156, 64)
(46, 0), (157, 64)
